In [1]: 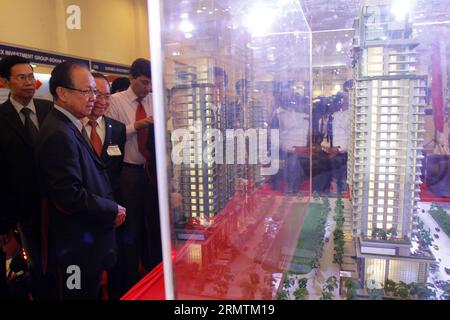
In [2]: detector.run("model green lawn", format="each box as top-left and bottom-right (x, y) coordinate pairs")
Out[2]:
(289, 202), (328, 274)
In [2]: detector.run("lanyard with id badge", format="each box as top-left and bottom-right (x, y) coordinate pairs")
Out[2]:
(106, 124), (122, 157)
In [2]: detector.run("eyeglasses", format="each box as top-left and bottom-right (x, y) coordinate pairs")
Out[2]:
(12, 74), (35, 83)
(62, 86), (97, 97)
(96, 92), (111, 100)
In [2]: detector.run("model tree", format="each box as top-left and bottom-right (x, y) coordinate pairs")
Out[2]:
(293, 278), (309, 300)
(345, 278), (359, 300)
(417, 227), (434, 248)
(386, 227), (397, 240)
(320, 276), (338, 300)
(440, 280), (450, 300)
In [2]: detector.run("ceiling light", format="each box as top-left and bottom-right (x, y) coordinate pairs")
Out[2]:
(244, 5), (276, 37)
(391, 0), (415, 21)
(180, 20), (194, 33)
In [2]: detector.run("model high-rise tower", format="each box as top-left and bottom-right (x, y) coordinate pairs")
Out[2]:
(350, 0), (433, 289)
(168, 1), (252, 228)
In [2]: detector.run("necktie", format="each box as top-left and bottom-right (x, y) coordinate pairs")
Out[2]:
(21, 108), (39, 144)
(136, 98), (150, 159)
(88, 120), (103, 157)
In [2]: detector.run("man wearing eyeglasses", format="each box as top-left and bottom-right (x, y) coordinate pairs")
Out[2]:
(106, 58), (161, 298)
(36, 61), (126, 299)
(0, 55), (54, 299)
(82, 73), (126, 203)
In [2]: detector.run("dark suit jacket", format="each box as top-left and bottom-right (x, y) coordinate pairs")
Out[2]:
(0, 98), (53, 233)
(145, 123), (157, 188)
(36, 108), (118, 273)
(101, 116), (126, 203)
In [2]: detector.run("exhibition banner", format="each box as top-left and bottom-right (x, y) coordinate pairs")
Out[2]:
(0, 44), (89, 67)
(91, 61), (129, 75)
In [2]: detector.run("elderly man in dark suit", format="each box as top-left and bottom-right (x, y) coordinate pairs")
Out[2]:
(0, 55), (53, 299)
(81, 72), (126, 299)
(82, 73), (126, 202)
(36, 61), (126, 299)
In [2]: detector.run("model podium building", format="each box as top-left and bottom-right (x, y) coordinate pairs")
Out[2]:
(350, 0), (434, 289)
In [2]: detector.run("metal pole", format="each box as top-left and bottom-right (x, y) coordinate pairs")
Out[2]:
(147, 0), (175, 300)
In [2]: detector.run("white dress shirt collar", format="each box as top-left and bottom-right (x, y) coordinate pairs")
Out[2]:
(10, 97), (37, 115)
(54, 104), (84, 133)
(124, 86), (148, 104)
(81, 116), (103, 127)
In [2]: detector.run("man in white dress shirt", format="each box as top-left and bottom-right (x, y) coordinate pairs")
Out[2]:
(270, 85), (309, 195)
(324, 80), (352, 194)
(106, 58), (161, 298)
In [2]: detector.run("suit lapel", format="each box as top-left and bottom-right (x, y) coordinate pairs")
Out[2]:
(53, 109), (105, 167)
(74, 128), (105, 166)
(0, 100), (31, 145)
(102, 117), (112, 159)
(35, 99), (52, 126)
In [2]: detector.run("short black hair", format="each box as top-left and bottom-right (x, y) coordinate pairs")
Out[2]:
(91, 72), (111, 89)
(0, 55), (32, 79)
(111, 77), (130, 94)
(272, 80), (293, 96)
(211, 66), (228, 87)
(129, 58), (151, 79)
(343, 79), (353, 92)
(49, 60), (89, 99)
(235, 79), (248, 95)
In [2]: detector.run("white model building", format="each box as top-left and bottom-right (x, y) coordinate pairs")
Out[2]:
(350, 0), (434, 289)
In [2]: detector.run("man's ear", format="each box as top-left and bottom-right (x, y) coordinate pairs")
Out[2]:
(0, 77), (9, 89)
(55, 87), (67, 103)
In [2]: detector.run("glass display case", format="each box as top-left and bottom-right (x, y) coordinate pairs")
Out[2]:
(146, 0), (450, 300)
(1, 0), (448, 302)
(150, 0), (312, 300)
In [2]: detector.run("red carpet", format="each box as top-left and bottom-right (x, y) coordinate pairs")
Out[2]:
(121, 262), (165, 300)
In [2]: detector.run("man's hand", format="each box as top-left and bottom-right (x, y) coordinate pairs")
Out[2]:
(134, 116), (154, 130)
(114, 205), (127, 228)
(323, 146), (340, 156)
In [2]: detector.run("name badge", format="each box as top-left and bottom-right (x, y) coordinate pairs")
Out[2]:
(107, 145), (122, 156)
